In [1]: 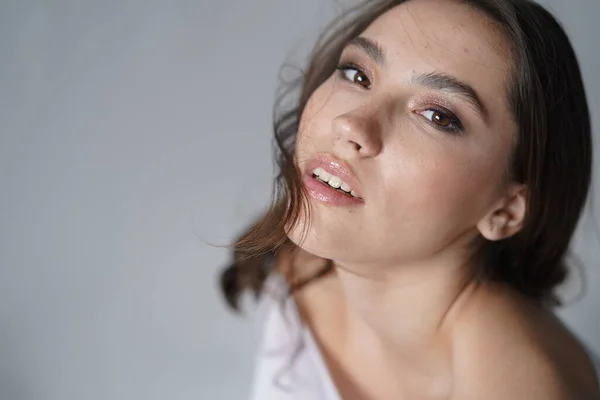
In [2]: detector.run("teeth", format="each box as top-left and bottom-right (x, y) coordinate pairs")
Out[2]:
(311, 167), (361, 198)
(328, 176), (342, 188)
(318, 170), (332, 182)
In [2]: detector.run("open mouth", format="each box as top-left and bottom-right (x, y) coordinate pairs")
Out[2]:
(311, 167), (361, 199)
(313, 174), (356, 197)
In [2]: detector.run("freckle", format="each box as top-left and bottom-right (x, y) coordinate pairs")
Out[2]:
(463, 47), (470, 54)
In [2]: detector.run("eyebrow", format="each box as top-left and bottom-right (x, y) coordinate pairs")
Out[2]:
(347, 36), (386, 65)
(410, 72), (489, 121)
(346, 36), (489, 122)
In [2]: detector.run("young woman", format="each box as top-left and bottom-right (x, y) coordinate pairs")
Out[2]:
(221, 0), (600, 398)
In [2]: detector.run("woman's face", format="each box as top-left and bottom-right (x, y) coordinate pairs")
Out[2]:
(288, 0), (522, 272)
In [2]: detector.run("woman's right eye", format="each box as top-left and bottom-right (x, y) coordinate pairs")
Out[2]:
(336, 63), (372, 89)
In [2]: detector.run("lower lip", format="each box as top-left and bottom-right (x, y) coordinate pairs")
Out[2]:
(302, 171), (364, 206)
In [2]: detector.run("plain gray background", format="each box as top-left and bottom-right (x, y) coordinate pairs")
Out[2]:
(0, 0), (599, 399)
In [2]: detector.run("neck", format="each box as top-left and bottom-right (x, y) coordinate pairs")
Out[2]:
(333, 252), (478, 362)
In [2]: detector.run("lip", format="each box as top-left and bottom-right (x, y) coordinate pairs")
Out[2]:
(301, 155), (365, 206)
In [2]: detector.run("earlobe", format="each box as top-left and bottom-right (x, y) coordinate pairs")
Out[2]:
(477, 185), (527, 241)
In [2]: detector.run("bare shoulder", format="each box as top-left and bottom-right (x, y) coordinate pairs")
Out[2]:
(450, 283), (600, 400)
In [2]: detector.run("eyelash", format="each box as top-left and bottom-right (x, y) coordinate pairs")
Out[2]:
(417, 107), (464, 134)
(335, 62), (465, 135)
(336, 62), (372, 89)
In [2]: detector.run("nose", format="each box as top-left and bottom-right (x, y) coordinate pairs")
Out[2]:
(331, 108), (383, 158)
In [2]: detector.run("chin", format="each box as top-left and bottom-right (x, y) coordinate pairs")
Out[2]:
(284, 203), (374, 265)
(286, 222), (334, 258)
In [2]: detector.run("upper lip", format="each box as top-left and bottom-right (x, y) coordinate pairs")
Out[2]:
(305, 154), (364, 199)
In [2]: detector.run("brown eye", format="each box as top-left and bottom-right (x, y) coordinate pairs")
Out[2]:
(418, 108), (464, 134)
(337, 64), (372, 89)
(431, 111), (451, 127)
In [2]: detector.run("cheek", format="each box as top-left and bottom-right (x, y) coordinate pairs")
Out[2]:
(296, 94), (320, 149)
(446, 161), (506, 223)
(297, 78), (341, 137)
(297, 97), (316, 138)
(295, 85), (337, 161)
(382, 147), (505, 225)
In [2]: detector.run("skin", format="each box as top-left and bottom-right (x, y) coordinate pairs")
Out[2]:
(283, 0), (600, 398)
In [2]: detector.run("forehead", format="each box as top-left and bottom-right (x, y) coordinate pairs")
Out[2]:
(362, 0), (514, 121)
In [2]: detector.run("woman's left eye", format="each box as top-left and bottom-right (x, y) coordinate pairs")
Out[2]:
(418, 108), (464, 134)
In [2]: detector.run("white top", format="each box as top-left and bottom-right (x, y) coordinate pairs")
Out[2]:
(249, 273), (600, 400)
(249, 273), (340, 400)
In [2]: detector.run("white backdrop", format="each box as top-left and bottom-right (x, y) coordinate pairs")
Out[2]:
(0, 0), (598, 399)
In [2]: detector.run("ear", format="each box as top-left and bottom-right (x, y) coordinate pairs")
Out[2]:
(476, 184), (527, 241)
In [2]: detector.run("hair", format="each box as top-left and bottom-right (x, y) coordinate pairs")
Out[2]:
(220, 0), (592, 310)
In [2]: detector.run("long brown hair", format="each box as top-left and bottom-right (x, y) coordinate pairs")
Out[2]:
(220, 0), (592, 310)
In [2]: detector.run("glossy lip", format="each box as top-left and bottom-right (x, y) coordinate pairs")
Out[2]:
(301, 154), (365, 206)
